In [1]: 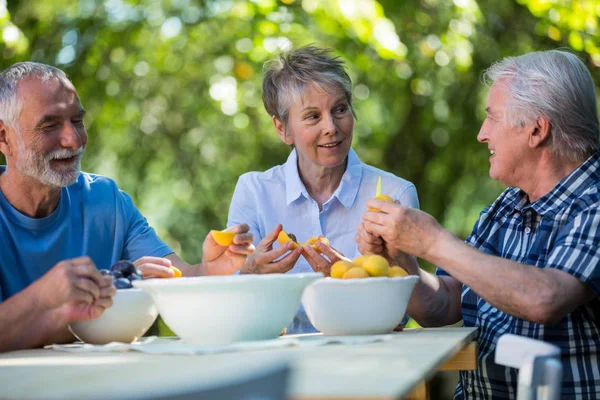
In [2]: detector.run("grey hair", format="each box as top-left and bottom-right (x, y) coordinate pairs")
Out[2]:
(0, 62), (70, 132)
(483, 49), (599, 162)
(262, 45), (355, 125)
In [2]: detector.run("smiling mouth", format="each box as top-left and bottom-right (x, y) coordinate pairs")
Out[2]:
(319, 141), (342, 148)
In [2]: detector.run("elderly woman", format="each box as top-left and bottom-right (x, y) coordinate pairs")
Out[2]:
(227, 45), (419, 333)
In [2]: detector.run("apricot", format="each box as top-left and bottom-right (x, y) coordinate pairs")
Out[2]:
(169, 266), (183, 278)
(368, 194), (394, 212)
(352, 255), (372, 268)
(362, 255), (390, 277)
(277, 230), (299, 249)
(210, 230), (236, 246)
(330, 260), (354, 279)
(390, 266), (409, 277)
(343, 267), (369, 279)
(304, 236), (330, 251)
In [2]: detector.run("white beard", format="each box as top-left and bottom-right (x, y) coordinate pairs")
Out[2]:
(16, 134), (84, 188)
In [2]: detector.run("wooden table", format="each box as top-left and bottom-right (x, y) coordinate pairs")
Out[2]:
(0, 327), (477, 399)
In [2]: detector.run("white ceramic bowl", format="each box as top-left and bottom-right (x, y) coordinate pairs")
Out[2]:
(133, 273), (323, 345)
(69, 288), (158, 344)
(302, 275), (419, 336)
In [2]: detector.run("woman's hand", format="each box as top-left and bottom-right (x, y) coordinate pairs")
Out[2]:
(302, 237), (350, 276)
(240, 224), (303, 274)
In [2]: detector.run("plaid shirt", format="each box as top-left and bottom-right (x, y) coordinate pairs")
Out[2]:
(437, 151), (600, 399)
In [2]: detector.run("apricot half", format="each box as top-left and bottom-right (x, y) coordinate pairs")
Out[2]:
(277, 230), (299, 249)
(368, 195), (394, 212)
(210, 230), (236, 246)
(169, 266), (183, 278)
(304, 237), (330, 251)
(390, 266), (409, 277)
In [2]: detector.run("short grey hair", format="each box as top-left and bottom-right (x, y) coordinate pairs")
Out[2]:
(483, 50), (599, 162)
(0, 62), (70, 132)
(262, 45), (355, 125)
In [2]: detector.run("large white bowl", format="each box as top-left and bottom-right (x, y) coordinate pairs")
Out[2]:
(69, 288), (158, 344)
(133, 273), (323, 345)
(302, 275), (419, 336)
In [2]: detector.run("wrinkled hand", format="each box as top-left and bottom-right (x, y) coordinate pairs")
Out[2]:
(361, 199), (443, 261)
(134, 256), (174, 278)
(302, 237), (350, 276)
(32, 256), (116, 323)
(241, 224), (302, 274)
(203, 223), (255, 275)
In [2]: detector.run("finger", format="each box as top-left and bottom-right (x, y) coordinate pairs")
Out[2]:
(265, 247), (303, 274)
(365, 199), (401, 215)
(71, 262), (104, 288)
(133, 256), (172, 268)
(316, 242), (348, 263)
(228, 244), (256, 255)
(226, 223), (250, 234)
(137, 263), (174, 278)
(362, 220), (387, 238)
(99, 284), (117, 298)
(94, 296), (114, 311)
(302, 245), (330, 270)
(256, 241), (296, 263)
(357, 225), (383, 245)
(74, 276), (102, 299)
(257, 224), (283, 250)
(233, 232), (255, 246)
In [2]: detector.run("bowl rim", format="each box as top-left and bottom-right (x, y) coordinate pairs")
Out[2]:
(132, 272), (324, 288)
(309, 275), (419, 286)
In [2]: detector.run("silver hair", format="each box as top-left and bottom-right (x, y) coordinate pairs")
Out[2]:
(0, 62), (70, 132)
(262, 45), (355, 125)
(483, 50), (599, 162)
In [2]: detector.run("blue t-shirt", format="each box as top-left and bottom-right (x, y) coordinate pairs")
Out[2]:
(0, 169), (173, 301)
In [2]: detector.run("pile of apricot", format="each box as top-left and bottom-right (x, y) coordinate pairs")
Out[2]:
(330, 255), (408, 279)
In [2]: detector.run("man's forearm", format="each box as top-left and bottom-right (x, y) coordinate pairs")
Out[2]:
(0, 287), (68, 352)
(407, 267), (463, 327)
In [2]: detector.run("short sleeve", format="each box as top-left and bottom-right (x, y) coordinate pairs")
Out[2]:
(118, 190), (173, 261)
(397, 184), (420, 210)
(227, 174), (262, 246)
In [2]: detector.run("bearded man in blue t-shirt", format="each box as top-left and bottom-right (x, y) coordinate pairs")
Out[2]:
(0, 62), (254, 351)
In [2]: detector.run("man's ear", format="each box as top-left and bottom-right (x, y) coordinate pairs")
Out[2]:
(0, 120), (12, 157)
(529, 116), (551, 149)
(273, 116), (293, 145)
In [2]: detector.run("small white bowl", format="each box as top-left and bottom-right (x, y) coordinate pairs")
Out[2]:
(133, 273), (323, 345)
(302, 276), (419, 336)
(69, 288), (158, 344)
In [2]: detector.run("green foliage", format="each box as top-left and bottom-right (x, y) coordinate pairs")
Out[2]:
(1, 0), (599, 268)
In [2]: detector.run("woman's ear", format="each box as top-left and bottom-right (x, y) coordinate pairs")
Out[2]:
(529, 116), (551, 149)
(273, 116), (293, 145)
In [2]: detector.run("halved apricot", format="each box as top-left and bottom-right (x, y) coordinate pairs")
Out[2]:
(170, 266), (183, 278)
(277, 230), (299, 249)
(210, 230), (236, 246)
(368, 194), (394, 212)
(304, 237), (330, 251)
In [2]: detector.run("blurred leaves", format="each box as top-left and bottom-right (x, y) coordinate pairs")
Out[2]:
(1, 0), (598, 266)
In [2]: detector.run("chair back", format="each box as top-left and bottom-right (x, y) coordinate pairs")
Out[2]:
(495, 334), (562, 400)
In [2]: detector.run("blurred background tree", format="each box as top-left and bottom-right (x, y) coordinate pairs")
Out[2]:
(1, 0), (598, 265)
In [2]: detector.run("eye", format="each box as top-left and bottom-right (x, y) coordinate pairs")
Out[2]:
(305, 113), (320, 121)
(334, 105), (348, 116)
(72, 120), (85, 126)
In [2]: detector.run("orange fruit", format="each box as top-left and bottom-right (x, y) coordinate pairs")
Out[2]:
(330, 261), (354, 279)
(368, 194), (394, 212)
(390, 266), (409, 277)
(210, 230), (236, 246)
(277, 230), (299, 249)
(342, 267), (369, 279)
(362, 255), (390, 277)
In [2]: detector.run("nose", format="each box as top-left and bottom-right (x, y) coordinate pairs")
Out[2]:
(477, 119), (489, 143)
(322, 114), (336, 136)
(60, 121), (85, 149)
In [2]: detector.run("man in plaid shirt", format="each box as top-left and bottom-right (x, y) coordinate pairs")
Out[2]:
(358, 49), (599, 399)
